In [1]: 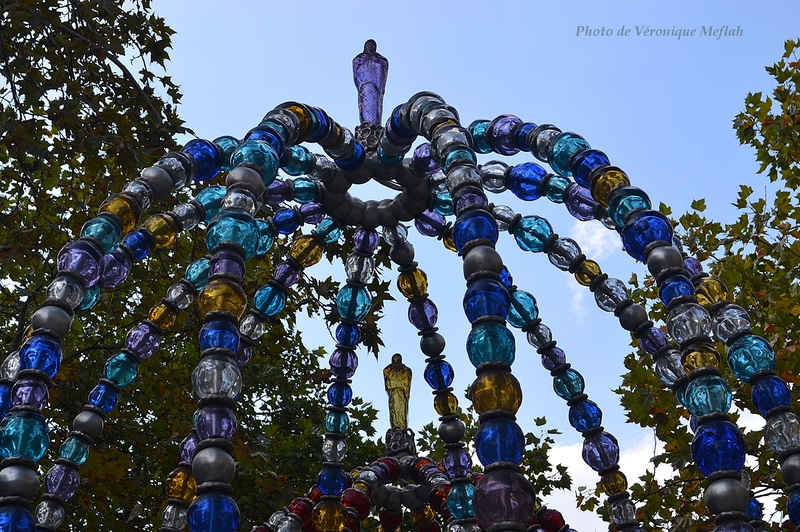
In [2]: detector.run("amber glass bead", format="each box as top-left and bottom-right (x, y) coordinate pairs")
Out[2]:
(600, 470), (628, 495)
(22, 324), (33, 342)
(574, 259), (602, 286)
(289, 235), (323, 267)
(591, 167), (630, 207)
(682, 343), (720, 372)
(143, 213), (178, 248)
(166, 467), (196, 502)
(398, 269), (428, 299)
(198, 279), (247, 318)
(319, 123), (343, 149)
(432, 119), (458, 137)
(312, 499), (347, 532)
(434, 391), (459, 416)
(694, 278), (728, 309)
(351, 481), (371, 496)
(100, 194), (139, 233)
(470, 370), (522, 415)
(285, 104), (312, 141)
(149, 302), (176, 331)
(411, 505), (436, 527)
(442, 230), (458, 253)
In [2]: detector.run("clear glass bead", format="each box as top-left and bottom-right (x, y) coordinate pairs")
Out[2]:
(122, 179), (154, 211)
(166, 282), (194, 310)
(765, 411), (800, 453)
(740, 470), (752, 491)
(47, 275), (85, 309)
(491, 205), (516, 231)
(308, 155), (333, 180)
(191, 355), (243, 399)
(345, 254), (375, 284)
(35, 499), (65, 528)
(432, 126), (470, 161)
(326, 127), (355, 159)
(162, 502), (188, 529)
(712, 304), (751, 344)
(526, 322), (552, 348)
(171, 203), (203, 231)
(445, 165), (482, 193)
(156, 155), (188, 188)
(594, 277), (629, 312)
(240, 313), (267, 341)
(382, 224), (408, 245)
(429, 170), (448, 194)
(654, 349), (685, 386)
(268, 510), (290, 530)
(533, 127), (562, 161)
(1, 350), (20, 381)
(667, 303), (712, 344)
(276, 514), (303, 532)
(322, 436), (348, 462)
(548, 238), (582, 271)
(609, 497), (636, 524)
(221, 188), (258, 216)
(480, 161), (509, 193)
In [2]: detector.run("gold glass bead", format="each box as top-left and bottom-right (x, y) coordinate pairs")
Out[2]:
(319, 123), (343, 150)
(432, 119), (458, 137)
(574, 259), (602, 286)
(434, 391), (459, 416)
(351, 481), (371, 496)
(285, 104), (312, 141)
(312, 499), (347, 532)
(397, 269), (428, 299)
(442, 229), (458, 253)
(142, 213), (178, 248)
(600, 470), (628, 495)
(149, 302), (176, 331)
(197, 279), (247, 318)
(289, 235), (323, 267)
(99, 194), (140, 234)
(470, 370), (523, 415)
(591, 167), (630, 207)
(694, 278), (728, 309)
(166, 467), (196, 502)
(682, 343), (720, 372)
(410, 505), (436, 527)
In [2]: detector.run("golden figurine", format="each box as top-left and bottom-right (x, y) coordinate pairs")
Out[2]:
(383, 353), (412, 429)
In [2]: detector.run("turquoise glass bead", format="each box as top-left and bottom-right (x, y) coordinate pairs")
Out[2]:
(206, 211), (260, 259)
(727, 334), (776, 382)
(196, 186), (226, 223)
(315, 217), (343, 244)
(213, 136), (240, 173)
(548, 132), (590, 176)
(507, 289), (539, 328)
(545, 175), (571, 203)
(255, 219), (275, 256)
(81, 216), (121, 254)
(377, 146), (404, 167)
(447, 481), (475, 518)
(684, 375), (732, 417)
(185, 258), (210, 290)
(292, 176), (318, 204)
(553, 368), (585, 400)
(254, 284), (286, 317)
(608, 186), (651, 228)
(433, 191), (454, 216)
(325, 411), (350, 433)
(0, 410), (50, 462)
(442, 148), (477, 173)
(104, 352), (139, 387)
(467, 322), (515, 367)
(230, 140), (279, 185)
(79, 284), (100, 310)
(468, 120), (492, 154)
(513, 215), (553, 252)
(282, 146), (315, 176)
(59, 436), (90, 465)
(336, 285), (371, 322)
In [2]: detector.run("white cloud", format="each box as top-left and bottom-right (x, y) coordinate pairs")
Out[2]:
(569, 221), (621, 261)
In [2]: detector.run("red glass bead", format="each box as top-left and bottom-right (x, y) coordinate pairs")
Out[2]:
(379, 509), (403, 529)
(429, 485), (450, 514)
(341, 488), (371, 520)
(412, 457), (436, 483)
(378, 457), (401, 483)
(308, 485), (323, 502)
(344, 508), (360, 532)
(537, 509), (565, 532)
(471, 473), (484, 486)
(289, 498), (315, 526)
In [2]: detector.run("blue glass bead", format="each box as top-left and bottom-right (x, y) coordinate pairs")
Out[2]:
(468, 120), (492, 154)
(548, 133), (590, 176)
(213, 135), (240, 173)
(545, 175), (571, 203)
(306, 108), (326, 142)
(199, 320), (240, 352)
(571, 149), (610, 187)
(582, 432), (620, 472)
(255, 219), (275, 256)
(122, 231), (153, 260)
(315, 217), (343, 244)
(247, 125), (284, 155)
(60, 436), (90, 465)
(335, 141), (366, 171)
(684, 375), (731, 417)
(475, 417), (525, 465)
(746, 495), (763, 521)
(751, 374), (791, 416)
(104, 352), (139, 387)
(568, 399), (603, 433)
(327, 382), (353, 407)
(325, 411), (350, 433)
(206, 211), (260, 259)
(273, 208), (302, 235)
(230, 140), (279, 185)
(88, 382), (118, 413)
(788, 491), (800, 525)
(442, 148), (477, 174)
(515, 123), (536, 152)
(513, 215), (553, 253)
(499, 267), (513, 289)
(553, 368), (585, 400)
(452, 210), (499, 253)
(433, 191), (454, 216)
(466, 322), (515, 367)
(283, 146), (315, 176)
(79, 284), (100, 310)
(0, 383), (10, 419)
(254, 284), (286, 317)
(507, 290), (539, 328)
(463, 279), (510, 322)
(447, 481), (475, 518)
(187, 492), (240, 532)
(292, 176), (318, 203)
(0, 505), (35, 532)
(424, 360), (455, 390)
(0, 410), (50, 462)
(506, 162), (547, 201)
(659, 275), (694, 306)
(196, 186), (226, 223)
(19, 335), (61, 378)
(691, 420), (746, 475)
(335, 323), (360, 346)
(336, 285), (371, 322)
(608, 186), (651, 228)
(185, 258), (210, 290)
(621, 210), (674, 262)
(727, 334), (776, 382)
(183, 139), (222, 182)
(81, 216), (121, 254)
(317, 466), (348, 496)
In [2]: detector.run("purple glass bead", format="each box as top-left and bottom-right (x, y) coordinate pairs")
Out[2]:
(180, 431), (200, 462)
(352, 40), (388, 125)
(353, 228), (380, 254)
(408, 299), (438, 331)
(329, 349), (358, 378)
(100, 248), (132, 288)
(268, 179), (291, 204)
(44, 464), (80, 500)
(582, 431), (620, 472)
(639, 327), (667, 355)
(473, 469), (536, 527)
(690, 414), (699, 433)
(274, 262), (301, 287)
(125, 322), (161, 359)
(235, 342), (252, 367)
(300, 202), (325, 225)
(209, 249), (246, 280)
(565, 184), (598, 221)
(487, 115), (523, 156)
(196, 405), (237, 440)
(684, 256), (704, 276)
(57, 241), (102, 288)
(415, 210), (447, 237)
(411, 143), (441, 176)
(453, 185), (489, 216)
(443, 447), (472, 478)
(540, 346), (566, 371)
(11, 378), (49, 410)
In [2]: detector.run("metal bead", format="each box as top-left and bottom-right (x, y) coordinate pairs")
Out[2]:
(389, 241), (415, 266)
(139, 166), (175, 201)
(31, 305), (73, 341)
(420, 333), (446, 357)
(192, 446), (236, 484)
(462, 245), (504, 279)
(646, 245), (683, 277)
(704, 477), (749, 515)
(618, 304), (647, 332)
(370, 484), (389, 507)
(226, 165), (265, 199)
(438, 419), (466, 443)
(401, 484), (424, 511)
(383, 486), (402, 511)
(0, 464), (40, 498)
(73, 409), (104, 439)
(782, 453), (800, 485)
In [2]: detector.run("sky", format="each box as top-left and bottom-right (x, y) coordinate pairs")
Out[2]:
(148, 2), (800, 529)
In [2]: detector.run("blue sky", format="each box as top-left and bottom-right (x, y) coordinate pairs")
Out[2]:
(150, 1), (800, 529)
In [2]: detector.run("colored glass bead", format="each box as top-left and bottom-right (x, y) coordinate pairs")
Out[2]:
(19, 335), (61, 378)
(607, 186), (651, 227)
(206, 211), (260, 259)
(601, 470), (628, 495)
(274, 208), (303, 235)
(467, 321), (515, 367)
(198, 279), (247, 319)
(57, 241), (102, 288)
(330, 349), (358, 379)
(184, 258), (210, 291)
(104, 351), (139, 387)
(183, 139), (222, 182)
(327, 382), (353, 407)
(574, 259), (602, 286)
(284, 147), (315, 177)
(143, 213), (178, 249)
(470, 369), (522, 415)
(751, 374), (791, 416)
(548, 133), (589, 176)
(473, 469), (535, 527)
(553, 368), (585, 400)
(100, 194), (139, 233)
(149, 302), (176, 330)
(81, 215), (122, 254)
(539, 346), (566, 371)
(318, 466), (348, 495)
(195, 404), (237, 440)
(187, 492), (240, 532)
(513, 215), (553, 252)
(446, 481), (475, 518)
(547, 238), (581, 271)
(433, 191), (455, 216)
(415, 209), (447, 237)
(408, 298), (438, 330)
(788, 492), (800, 525)
(463, 279), (509, 322)
(126, 322), (161, 359)
(231, 140), (279, 185)
(487, 115), (522, 156)
(0, 410), (50, 461)
(316, 218), (343, 244)
(681, 343), (720, 372)
(452, 209), (499, 253)
(59, 435), (90, 465)
(694, 278), (728, 308)
(582, 431), (620, 472)
(213, 135), (240, 172)
(254, 284), (286, 317)
(44, 463), (80, 500)
(397, 269), (428, 299)
(659, 275), (694, 307)
(88, 382), (118, 413)
(571, 149), (609, 187)
(336, 285), (371, 322)
(180, 431), (200, 463)
(506, 162), (547, 201)
(639, 326), (667, 355)
(727, 334), (775, 382)
(11, 378), (49, 410)
(101, 248), (132, 288)
(590, 167), (630, 206)
(468, 120), (492, 154)
(79, 283), (100, 310)
(685, 374), (732, 416)
(0, 505), (35, 532)
(691, 420), (746, 475)
(196, 186), (226, 223)
(0, 383), (10, 419)
(507, 289), (538, 328)
(475, 417), (525, 465)
(568, 399), (603, 432)
(683, 256), (704, 276)
(312, 499), (346, 532)
(593, 277), (629, 312)
(325, 411), (350, 433)
(442, 446), (472, 478)
(424, 360), (454, 390)
(621, 210), (673, 262)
